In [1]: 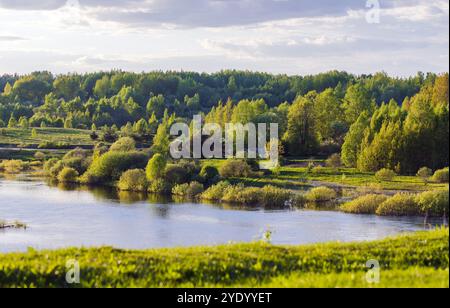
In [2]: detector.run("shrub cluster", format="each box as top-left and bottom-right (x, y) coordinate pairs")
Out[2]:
(0, 160), (29, 173)
(219, 159), (254, 178)
(342, 190), (449, 217)
(201, 182), (293, 208)
(305, 187), (337, 202)
(375, 168), (397, 182)
(172, 182), (204, 198)
(432, 167), (449, 183)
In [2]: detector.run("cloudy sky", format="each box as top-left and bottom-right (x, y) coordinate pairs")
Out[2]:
(0, 0), (448, 76)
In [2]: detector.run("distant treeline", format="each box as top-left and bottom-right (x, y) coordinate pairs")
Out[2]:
(0, 70), (448, 174)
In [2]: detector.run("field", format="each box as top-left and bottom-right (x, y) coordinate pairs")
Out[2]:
(0, 128), (94, 148)
(202, 159), (449, 192)
(0, 228), (447, 288)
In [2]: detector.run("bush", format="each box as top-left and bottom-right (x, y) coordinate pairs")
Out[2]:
(258, 185), (293, 208)
(38, 141), (70, 149)
(199, 165), (220, 184)
(118, 169), (148, 192)
(34, 151), (46, 161)
(415, 190), (449, 217)
(43, 158), (59, 173)
(325, 154), (342, 168)
(376, 193), (419, 216)
(432, 167), (449, 183)
(201, 181), (232, 201)
(164, 161), (198, 184)
(148, 179), (172, 194)
(305, 187), (337, 202)
(0, 160), (27, 173)
(219, 159), (254, 178)
(292, 194), (307, 208)
(172, 182), (204, 198)
(222, 186), (261, 205)
(146, 154), (167, 181)
(57, 167), (79, 183)
(82, 151), (148, 184)
(110, 137), (136, 152)
(375, 168), (397, 182)
(341, 194), (389, 214)
(417, 167), (433, 183)
(49, 161), (65, 178)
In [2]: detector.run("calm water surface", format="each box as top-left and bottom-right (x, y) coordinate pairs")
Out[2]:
(0, 179), (442, 253)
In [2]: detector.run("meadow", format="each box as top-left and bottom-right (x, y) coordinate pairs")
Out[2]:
(0, 228), (447, 288)
(0, 128), (95, 148)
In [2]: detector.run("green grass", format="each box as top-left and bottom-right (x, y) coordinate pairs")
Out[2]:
(201, 159), (448, 192)
(0, 128), (94, 147)
(275, 166), (448, 191)
(0, 228), (447, 288)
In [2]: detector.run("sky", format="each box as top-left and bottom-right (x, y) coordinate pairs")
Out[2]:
(0, 0), (448, 76)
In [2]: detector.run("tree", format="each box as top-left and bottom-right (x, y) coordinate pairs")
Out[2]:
(417, 167), (433, 184)
(31, 128), (38, 138)
(146, 153), (167, 181)
(93, 75), (111, 98)
(313, 88), (345, 142)
(134, 118), (149, 136)
(146, 94), (166, 119)
(342, 83), (376, 124)
(110, 137), (136, 152)
(282, 94), (319, 156)
(341, 112), (369, 167)
(64, 118), (73, 129)
(18, 117), (29, 129)
(12, 75), (52, 104)
(53, 76), (82, 100)
(3, 82), (12, 96)
(8, 115), (17, 128)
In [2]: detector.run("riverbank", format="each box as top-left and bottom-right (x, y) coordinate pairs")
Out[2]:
(0, 228), (447, 288)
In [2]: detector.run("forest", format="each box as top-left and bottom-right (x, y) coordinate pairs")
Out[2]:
(0, 70), (448, 175)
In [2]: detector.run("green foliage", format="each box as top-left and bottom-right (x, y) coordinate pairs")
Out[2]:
(325, 153), (342, 168)
(57, 167), (79, 183)
(305, 187), (337, 202)
(172, 181), (204, 198)
(201, 181), (232, 201)
(417, 167), (433, 183)
(432, 167), (449, 183)
(282, 94), (319, 156)
(415, 190), (449, 217)
(118, 169), (148, 192)
(82, 151), (148, 184)
(375, 168), (397, 182)
(146, 154), (167, 181)
(341, 194), (389, 214)
(376, 193), (419, 216)
(109, 137), (136, 152)
(199, 165), (220, 184)
(0, 229), (447, 288)
(219, 159), (254, 178)
(202, 182), (292, 208)
(147, 179), (172, 194)
(0, 159), (28, 173)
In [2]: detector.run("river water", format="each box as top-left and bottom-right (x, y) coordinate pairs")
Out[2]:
(0, 179), (442, 253)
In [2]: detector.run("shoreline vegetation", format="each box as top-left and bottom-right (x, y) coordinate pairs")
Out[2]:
(0, 228), (447, 288)
(0, 144), (449, 218)
(0, 220), (27, 230)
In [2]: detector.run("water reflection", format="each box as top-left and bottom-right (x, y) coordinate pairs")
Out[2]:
(0, 179), (446, 253)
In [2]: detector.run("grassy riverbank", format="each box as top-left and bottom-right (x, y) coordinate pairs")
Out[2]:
(0, 228), (447, 288)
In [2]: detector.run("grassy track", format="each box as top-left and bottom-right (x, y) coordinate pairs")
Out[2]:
(0, 228), (447, 288)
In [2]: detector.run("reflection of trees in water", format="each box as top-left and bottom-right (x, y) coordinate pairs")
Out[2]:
(117, 191), (147, 204)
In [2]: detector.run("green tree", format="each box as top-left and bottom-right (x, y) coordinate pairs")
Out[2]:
(342, 83), (376, 125)
(341, 112), (369, 167)
(93, 75), (111, 98)
(282, 94), (319, 156)
(146, 153), (167, 181)
(8, 115), (17, 128)
(18, 117), (29, 129)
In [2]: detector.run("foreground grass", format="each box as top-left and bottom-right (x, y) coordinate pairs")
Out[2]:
(0, 128), (94, 147)
(0, 229), (447, 288)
